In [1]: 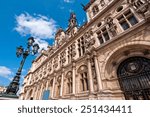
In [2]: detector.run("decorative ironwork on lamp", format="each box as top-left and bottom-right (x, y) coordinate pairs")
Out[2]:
(5, 37), (40, 95)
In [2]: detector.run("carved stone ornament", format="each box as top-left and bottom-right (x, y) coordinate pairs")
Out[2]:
(66, 71), (72, 78)
(128, 0), (149, 17)
(71, 43), (76, 57)
(47, 45), (54, 55)
(100, 0), (105, 7)
(78, 65), (88, 73)
(84, 29), (95, 51)
(60, 51), (66, 63)
(54, 56), (58, 68)
(57, 76), (61, 84)
(105, 17), (117, 36)
(72, 51), (76, 57)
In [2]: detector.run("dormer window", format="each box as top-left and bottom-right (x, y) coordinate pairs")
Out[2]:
(92, 5), (99, 16)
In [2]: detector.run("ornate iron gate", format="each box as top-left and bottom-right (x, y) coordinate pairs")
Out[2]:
(117, 57), (150, 100)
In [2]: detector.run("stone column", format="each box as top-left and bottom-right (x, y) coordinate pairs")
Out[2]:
(25, 92), (29, 100)
(52, 76), (56, 98)
(38, 82), (44, 100)
(87, 54), (94, 93)
(31, 86), (36, 99)
(34, 85), (39, 100)
(60, 68), (64, 97)
(46, 80), (49, 90)
(93, 51), (102, 91)
(24, 88), (30, 100)
(72, 61), (76, 95)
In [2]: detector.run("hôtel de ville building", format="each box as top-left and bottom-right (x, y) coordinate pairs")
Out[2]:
(20, 0), (150, 100)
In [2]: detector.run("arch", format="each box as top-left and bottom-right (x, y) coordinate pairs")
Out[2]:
(55, 76), (61, 97)
(77, 65), (89, 92)
(77, 65), (88, 73)
(50, 79), (53, 87)
(66, 71), (72, 78)
(101, 41), (150, 80)
(117, 56), (150, 100)
(65, 71), (73, 94)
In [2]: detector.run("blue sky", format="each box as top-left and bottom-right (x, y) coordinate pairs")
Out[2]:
(0, 0), (89, 87)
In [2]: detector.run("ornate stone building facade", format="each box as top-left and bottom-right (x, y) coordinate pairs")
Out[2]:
(20, 0), (150, 100)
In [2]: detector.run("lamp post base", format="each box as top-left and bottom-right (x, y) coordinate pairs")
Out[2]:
(5, 74), (20, 95)
(0, 93), (19, 100)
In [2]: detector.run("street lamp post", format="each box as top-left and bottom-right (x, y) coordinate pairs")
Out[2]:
(5, 37), (40, 96)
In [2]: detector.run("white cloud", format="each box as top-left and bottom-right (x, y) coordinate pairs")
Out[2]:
(0, 66), (13, 78)
(64, 0), (74, 3)
(15, 13), (57, 39)
(14, 13), (57, 50)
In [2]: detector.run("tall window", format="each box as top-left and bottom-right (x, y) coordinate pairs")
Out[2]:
(66, 71), (73, 94)
(78, 37), (86, 57)
(80, 72), (89, 91)
(92, 5), (99, 16)
(97, 27), (110, 45)
(67, 77), (72, 94)
(68, 45), (73, 63)
(78, 65), (89, 92)
(117, 10), (138, 30)
(60, 51), (66, 67)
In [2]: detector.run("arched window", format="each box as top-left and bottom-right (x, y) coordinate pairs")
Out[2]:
(78, 65), (89, 92)
(78, 37), (86, 57)
(92, 5), (99, 16)
(55, 76), (61, 97)
(80, 72), (88, 91)
(50, 79), (53, 87)
(48, 79), (53, 97)
(66, 71), (73, 94)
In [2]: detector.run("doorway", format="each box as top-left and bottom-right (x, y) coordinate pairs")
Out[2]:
(117, 57), (150, 100)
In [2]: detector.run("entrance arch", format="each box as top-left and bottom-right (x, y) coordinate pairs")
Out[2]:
(117, 57), (150, 100)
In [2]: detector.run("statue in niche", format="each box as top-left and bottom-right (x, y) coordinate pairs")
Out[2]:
(106, 17), (117, 37)
(68, 12), (77, 28)
(100, 0), (105, 7)
(84, 30), (95, 52)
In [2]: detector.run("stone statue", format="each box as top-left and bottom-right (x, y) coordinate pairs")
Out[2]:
(106, 17), (117, 36)
(100, 0), (105, 7)
(84, 29), (95, 53)
(68, 13), (77, 28)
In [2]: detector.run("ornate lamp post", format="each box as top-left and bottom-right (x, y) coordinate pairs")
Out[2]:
(5, 37), (39, 96)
